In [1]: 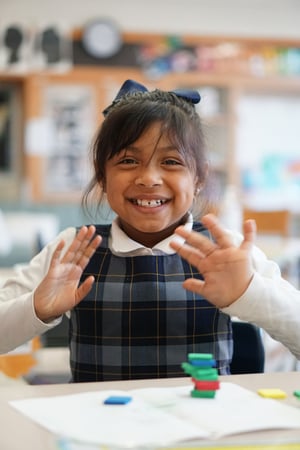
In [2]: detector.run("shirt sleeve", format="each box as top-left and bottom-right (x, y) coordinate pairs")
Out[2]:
(0, 227), (76, 354)
(222, 238), (300, 360)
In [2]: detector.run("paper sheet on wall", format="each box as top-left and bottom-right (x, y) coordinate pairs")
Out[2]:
(10, 383), (300, 448)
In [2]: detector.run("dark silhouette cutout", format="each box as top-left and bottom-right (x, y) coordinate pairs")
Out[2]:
(40, 27), (60, 64)
(4, 26), (23, 64)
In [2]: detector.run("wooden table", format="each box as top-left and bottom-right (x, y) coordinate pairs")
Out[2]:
(1, 371), (300, 449)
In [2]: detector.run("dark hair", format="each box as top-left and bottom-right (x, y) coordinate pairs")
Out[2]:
(82, 88), (216, 219)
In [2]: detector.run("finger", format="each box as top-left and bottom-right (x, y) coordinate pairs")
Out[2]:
(201, 214), (235, 248)
(171, 226), (218, 258)
(240, 219), (256, 251)
(61, 226), (89, 264)
(49, 240), (65, 269)
(74, 226), (97, 258)
(62, 226), (99, 265)
(170, 238), (207, 269)
(182, 278), (205, 295)
(75, 276), (95, 304)
(76, 234), (102, 271)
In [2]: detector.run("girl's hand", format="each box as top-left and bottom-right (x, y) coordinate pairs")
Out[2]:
(34, 226), (101, 322)
(170, 214), (256, 307)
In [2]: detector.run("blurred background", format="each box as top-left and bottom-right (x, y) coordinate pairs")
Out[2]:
(1, 0), (300, 381)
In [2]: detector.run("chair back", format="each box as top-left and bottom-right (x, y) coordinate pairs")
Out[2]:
(230, 321), (265, 374)
(243, 209), (291, 237)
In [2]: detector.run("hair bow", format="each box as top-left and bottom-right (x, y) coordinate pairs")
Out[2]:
(102, 79), (201, 116)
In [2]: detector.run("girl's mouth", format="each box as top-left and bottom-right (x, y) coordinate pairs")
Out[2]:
(131, 199), (167, 208)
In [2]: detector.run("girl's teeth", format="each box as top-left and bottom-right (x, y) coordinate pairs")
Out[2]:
(137, 199), (163, 207)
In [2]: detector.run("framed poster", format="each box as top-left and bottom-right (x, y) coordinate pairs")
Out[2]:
(25, 79), (98, 201)
(42, 84), (95, 194)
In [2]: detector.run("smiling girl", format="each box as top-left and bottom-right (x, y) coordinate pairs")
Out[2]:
(1, 80), (300, 381)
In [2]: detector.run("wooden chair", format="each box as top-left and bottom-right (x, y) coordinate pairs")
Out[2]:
(0, 337), (41, 379)
(243, 209), (291, 237)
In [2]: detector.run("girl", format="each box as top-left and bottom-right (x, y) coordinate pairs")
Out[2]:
(1, 80), (300, 381)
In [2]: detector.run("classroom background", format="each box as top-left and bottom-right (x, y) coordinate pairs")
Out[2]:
(1, 0), (300, 383)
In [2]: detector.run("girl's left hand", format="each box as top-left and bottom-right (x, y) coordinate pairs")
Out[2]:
(170, 214), (256, 308)
(34, 225), (101, 322)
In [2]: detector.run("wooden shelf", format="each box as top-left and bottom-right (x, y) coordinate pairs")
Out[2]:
(0, 32), (299, 204)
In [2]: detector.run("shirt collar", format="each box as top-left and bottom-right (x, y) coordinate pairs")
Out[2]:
(110, 213), (193, 256)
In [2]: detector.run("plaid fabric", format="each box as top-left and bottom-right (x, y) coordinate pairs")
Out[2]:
(70, 222), (233, 382)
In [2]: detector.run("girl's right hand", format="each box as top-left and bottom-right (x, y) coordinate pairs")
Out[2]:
(170, 214), (256, 308)
(33, 226), (101, 322)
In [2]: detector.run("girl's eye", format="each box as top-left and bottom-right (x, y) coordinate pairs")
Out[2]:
(118, 157), (138, 165)
(163, 159), (182, 166)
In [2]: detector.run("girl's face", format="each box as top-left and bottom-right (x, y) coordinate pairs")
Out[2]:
(104, 122), (198, 247)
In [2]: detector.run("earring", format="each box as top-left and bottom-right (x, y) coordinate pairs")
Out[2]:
(195, 187), (201, 196)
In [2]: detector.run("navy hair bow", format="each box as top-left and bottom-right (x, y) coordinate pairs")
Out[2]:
(102, 79), (201, 117)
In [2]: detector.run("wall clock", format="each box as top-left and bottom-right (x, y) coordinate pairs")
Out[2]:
(82, 19), (122, 58)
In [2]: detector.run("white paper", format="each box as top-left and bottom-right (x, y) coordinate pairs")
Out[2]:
(25, 118), (55, 156)
(10, 383), (300, 448)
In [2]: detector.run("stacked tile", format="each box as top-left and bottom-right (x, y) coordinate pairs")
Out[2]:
(181, 353), (220, 398)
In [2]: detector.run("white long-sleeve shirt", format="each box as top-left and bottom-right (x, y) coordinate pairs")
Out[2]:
(1, 220), (300, 360)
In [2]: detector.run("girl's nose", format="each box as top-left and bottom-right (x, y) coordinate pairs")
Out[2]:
(135, 167), (162, 187)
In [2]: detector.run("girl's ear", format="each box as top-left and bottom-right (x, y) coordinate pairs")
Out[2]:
(194, 162), (209, 195)
(194, 184), (203, 196)
(193, 176), (202, 196)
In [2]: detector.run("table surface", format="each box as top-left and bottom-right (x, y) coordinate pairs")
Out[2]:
(1, 371), (300, 449)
